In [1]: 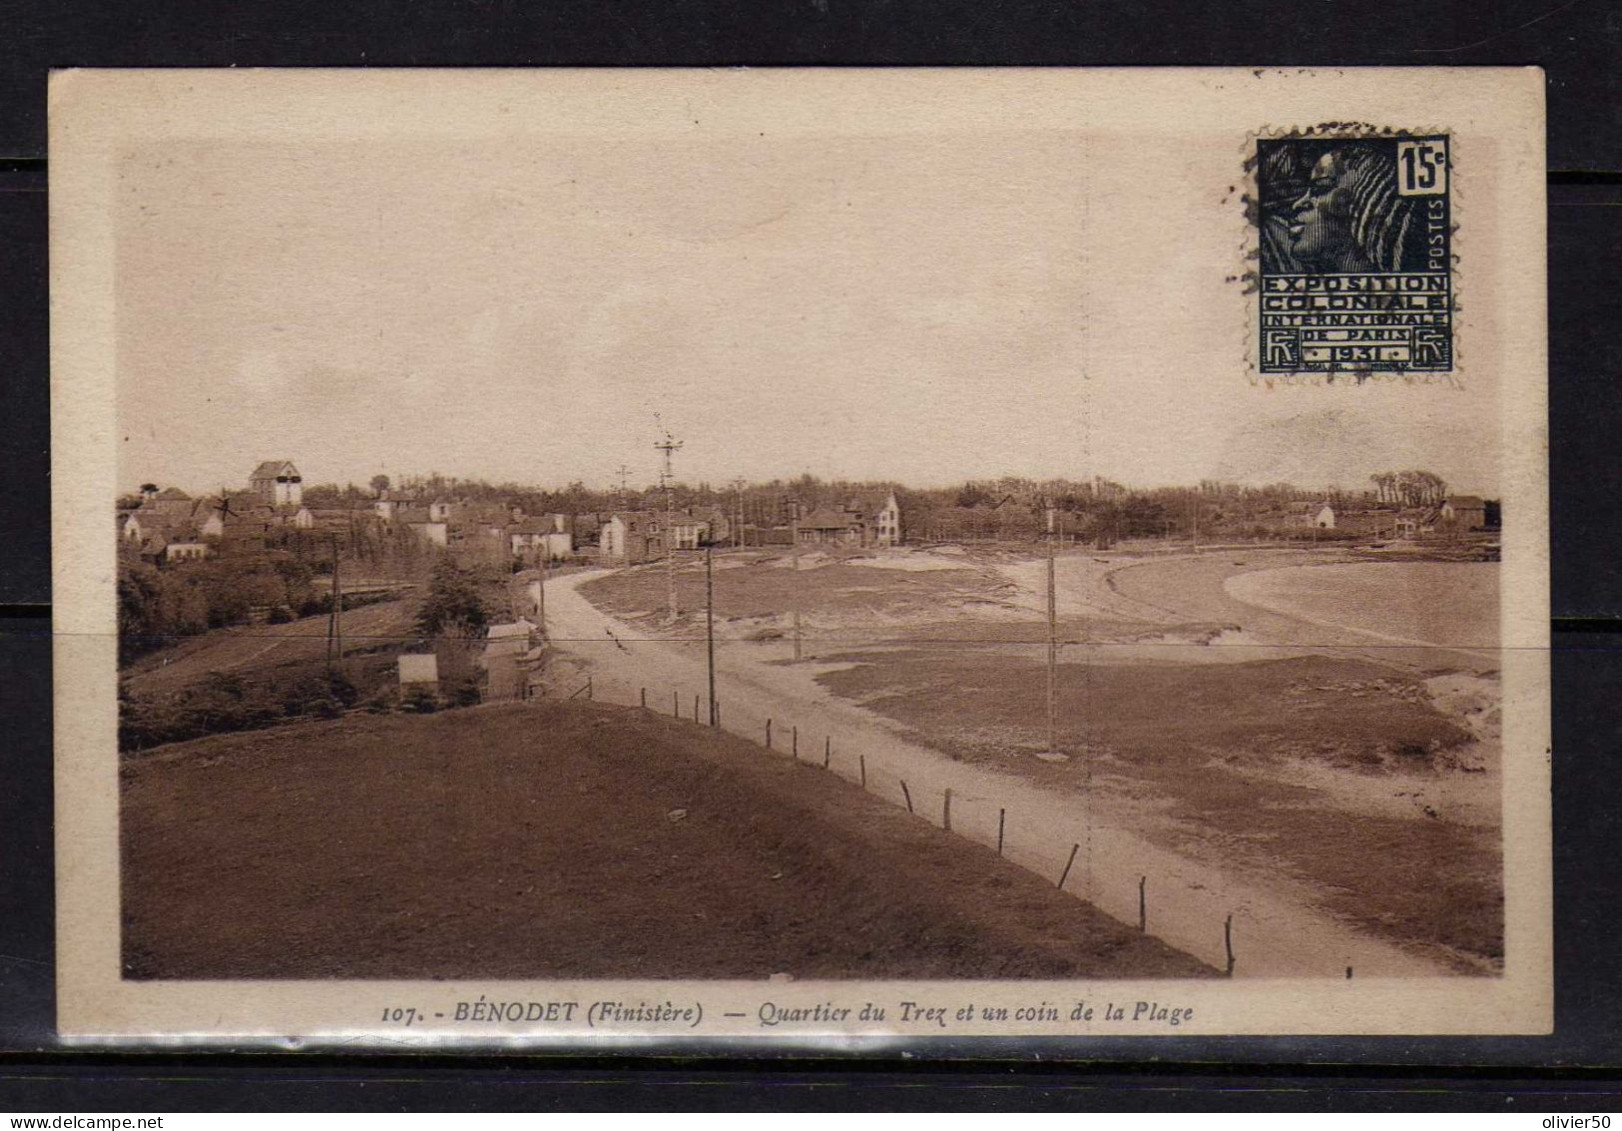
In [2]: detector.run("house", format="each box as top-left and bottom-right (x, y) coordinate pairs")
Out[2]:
(125, 488), (221, 532)
(687, 506), (733, 546)
(1283, 501), (1335, 530)
(483, 619), (538, 702)
(509, 521), (573, 560)
(373, 489), (421, 522)
(795, 507), (862, 546)
(249, 460), (303, 507)
(599, 511), (666, 565)
(121, 510), (156, 546)
(147, 486), (195, 513)
(121, 489), (233, 560)
(428, 499), (454, 523)
(1441, 495), (1487, 531)
(670, 516), (711, 550)
(396, 506), (448, 547)
(448, 503), (511, 545)
(873, 491), (902, 547)
(121, 511), (176, 558)
(195, 507), (226, 540)
(273, 504), (315, 530)
(791, 494), (904, 547)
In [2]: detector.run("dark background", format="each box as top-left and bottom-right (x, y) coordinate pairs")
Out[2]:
(2, 0), (1619, 1111)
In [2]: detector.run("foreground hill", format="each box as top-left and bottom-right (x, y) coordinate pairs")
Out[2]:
(121, 700), (1213, 981)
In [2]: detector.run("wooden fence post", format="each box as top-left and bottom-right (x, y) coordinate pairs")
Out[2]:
(824, 737), (831, 768)
(587, 676), (593, 701)
(942, 788), (952, 831)
(901, 780), (913, 813)
(997, 808), (1005, 855)
(1138, 876), (1147, 933)
(766, 719), (773, 749)
(1058, 843), (1079, 889)
(859, 754), (867, 789)
(641, 687), (646, 709)
(1224, 914), (1236, 978)
(693, 693), (699, 722)
(673, 689), (678, 717)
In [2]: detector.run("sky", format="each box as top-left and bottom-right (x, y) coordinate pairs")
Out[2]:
(114, 128), (1502, 498)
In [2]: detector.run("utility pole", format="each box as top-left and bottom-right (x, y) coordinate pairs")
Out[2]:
(327, 533), (342, 664)
(790, 501), (803, 662)
(706, 541), (717, 726)
(537, 551), (547, 631)
(615, 464), (631, 510)
(730, 476), (747, 549)
(1045, 501), (1058, 758)
(655, 431), (683, 622)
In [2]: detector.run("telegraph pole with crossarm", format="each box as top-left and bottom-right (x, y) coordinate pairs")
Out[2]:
(655, 431), (683, 622)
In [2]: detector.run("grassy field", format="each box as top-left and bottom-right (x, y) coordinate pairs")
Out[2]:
(121, 700), (1214, 980)
(815, 649), (1502, 969)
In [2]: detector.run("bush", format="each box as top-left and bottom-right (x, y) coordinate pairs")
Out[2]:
(311, 697), (344, 719)
(402, 686), (440, 714)
(325, 668), (359, 707)
(118, 659), (390, 752)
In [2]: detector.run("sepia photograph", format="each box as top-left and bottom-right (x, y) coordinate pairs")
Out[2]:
(50, 68), (1550, 1041)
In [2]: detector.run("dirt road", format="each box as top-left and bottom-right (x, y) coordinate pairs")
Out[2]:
(546, 568), (1455, 978)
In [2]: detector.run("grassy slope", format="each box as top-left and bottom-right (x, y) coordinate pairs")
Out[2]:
(121, 700), (1214, 981)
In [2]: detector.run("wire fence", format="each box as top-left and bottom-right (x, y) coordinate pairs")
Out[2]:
(590, 678), (1261, 978)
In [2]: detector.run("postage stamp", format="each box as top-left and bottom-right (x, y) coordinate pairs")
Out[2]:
(1257, 134), (1452, 374)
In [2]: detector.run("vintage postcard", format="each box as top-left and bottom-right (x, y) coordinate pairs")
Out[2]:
(50, 68), (1550, 1043)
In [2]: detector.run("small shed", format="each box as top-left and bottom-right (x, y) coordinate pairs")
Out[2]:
(397, 653), (440, 689)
